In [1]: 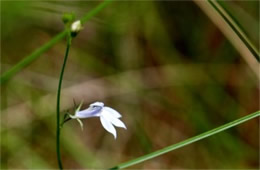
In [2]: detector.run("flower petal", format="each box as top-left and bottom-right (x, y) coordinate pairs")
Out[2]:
(90, 102), (104, 107)
(75, 107), (102, 118)
(100, 116), (117, 139)
(103, 107), (122, 118)
(102, 108), (126, 129)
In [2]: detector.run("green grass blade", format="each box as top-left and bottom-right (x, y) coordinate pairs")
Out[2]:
(208, 0), (259, 61)
(81, 0), (112, 23)
(111, 111), (260, 169)
(0, 0), (113, 85)
(0, 31), (67, 85)
(194, 0), (259, 77)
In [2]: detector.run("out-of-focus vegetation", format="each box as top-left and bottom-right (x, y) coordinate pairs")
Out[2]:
(1, 0), (259, 169)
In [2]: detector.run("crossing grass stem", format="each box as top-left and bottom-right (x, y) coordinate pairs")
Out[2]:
(110, 111), (260, 169)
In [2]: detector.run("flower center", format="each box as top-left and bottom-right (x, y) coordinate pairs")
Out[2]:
(89, 106), (103, 116)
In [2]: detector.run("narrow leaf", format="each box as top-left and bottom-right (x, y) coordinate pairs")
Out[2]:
(111, 111), (259, 169)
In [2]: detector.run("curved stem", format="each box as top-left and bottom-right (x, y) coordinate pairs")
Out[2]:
(56, 34), (72, 169)
(61, 117), (72, 127)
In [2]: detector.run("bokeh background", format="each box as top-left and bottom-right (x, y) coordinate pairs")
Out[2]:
(1, 0), (259, 169)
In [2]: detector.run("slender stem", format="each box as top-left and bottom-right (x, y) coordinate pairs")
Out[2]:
(56, 34), (72, 169)
(208, 0), (259, 61)
(194, 0), (259, 77)
(110, 111), (260, 169)
(81, 0), (113, 23)
(61, 117), (72, 127)
(0, 31), (67, 85)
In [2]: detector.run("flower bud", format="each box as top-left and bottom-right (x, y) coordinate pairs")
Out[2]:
(70, 20), (82, 37)
(62, 13), (75, 24)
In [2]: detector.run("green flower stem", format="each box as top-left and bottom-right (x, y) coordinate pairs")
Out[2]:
(61, 117), (72, 127)
(0, 0), (113, 85)
(56, 34), (72, 170)
(111, 111), (260, 169)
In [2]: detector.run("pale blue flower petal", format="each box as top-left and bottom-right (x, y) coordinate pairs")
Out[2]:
(100, 115), (117, 139)
(103, 107), (122, 118)
(102, 108), (126, 129)
(75, 106), (102, 118)
(90, 102), (104, 107)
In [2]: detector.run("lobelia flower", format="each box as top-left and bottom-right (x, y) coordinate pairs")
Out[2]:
(70, 102), (126, 139)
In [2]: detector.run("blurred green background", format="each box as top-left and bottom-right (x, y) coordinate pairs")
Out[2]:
(1, 0), (259, 169)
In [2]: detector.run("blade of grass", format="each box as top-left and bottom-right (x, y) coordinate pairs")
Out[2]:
(194, 0), (259, 78)
(0, 0), (113, 85)
(0, 31), (66, 85)
(208, 0), (259, 61)
(110, 111), (260, 169)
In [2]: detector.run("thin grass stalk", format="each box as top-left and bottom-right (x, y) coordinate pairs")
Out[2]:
(110, 111), (260, 169)
(208, 0), (259, 61)
(194, 0), (259, 78)
(0, 31), (67, 85)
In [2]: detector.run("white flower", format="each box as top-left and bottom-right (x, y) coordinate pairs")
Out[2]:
(71, 20), (82, 33)
(70, 102), (126, 139)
